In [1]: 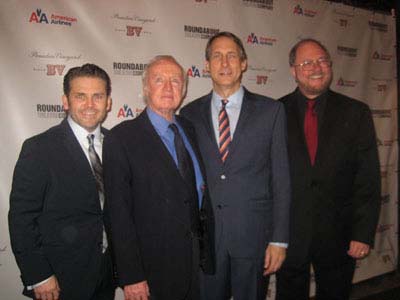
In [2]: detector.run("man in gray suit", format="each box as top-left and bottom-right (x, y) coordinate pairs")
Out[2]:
(180, 31), (291, 300)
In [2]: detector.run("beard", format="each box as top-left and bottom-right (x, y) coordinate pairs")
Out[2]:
(296, 71), (333, 98)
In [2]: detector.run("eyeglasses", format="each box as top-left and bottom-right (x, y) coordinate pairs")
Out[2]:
(293, 58), (332, 71)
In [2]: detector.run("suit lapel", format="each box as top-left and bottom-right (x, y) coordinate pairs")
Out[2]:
(177, 115), (206, 179)
(200, 93), (218, 144)
(285, 93), (313, 169)
(315, 92), (340, 167)
(137, 111), (183, 182)
(138, 112), (194, 225)
(59, 119), (100, 209)
(223, 89), (255, 165)
(199, 93), (223, 163)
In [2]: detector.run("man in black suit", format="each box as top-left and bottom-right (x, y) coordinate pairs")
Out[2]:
(275, 38), (381, 300)
(9, 64), (115, 300)
(180, 31), (291, 300)
(103, 55), (215, 300)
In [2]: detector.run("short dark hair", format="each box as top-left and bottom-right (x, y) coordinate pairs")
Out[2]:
(289, 38), (330, 66)
(63, 63), (111, 96)
(205, 31), (247, 61)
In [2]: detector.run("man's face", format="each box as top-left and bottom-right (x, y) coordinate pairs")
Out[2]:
(291, 41), (333, 99)
(144, 59), (184, 119)
(206, 36), (247, 95)
(62, 76), (111, 132)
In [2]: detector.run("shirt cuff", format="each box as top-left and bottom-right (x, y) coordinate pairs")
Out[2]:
(26, 276), (52, 290)
(269, 242), (288, 248)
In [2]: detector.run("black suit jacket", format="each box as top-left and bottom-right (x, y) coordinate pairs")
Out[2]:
(8, 119), (113, 299)
(280, 89), (381, 263)
(180, 88), (291, 258)
(103, 111), (215, 300)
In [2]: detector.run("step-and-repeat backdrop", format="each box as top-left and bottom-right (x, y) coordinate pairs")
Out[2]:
(0, 0), (397, 299)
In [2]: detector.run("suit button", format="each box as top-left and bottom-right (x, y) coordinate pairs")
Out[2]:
(217, 204), (222, 209)
(220, 174), (226, 180)
(184, 200), (189, 204)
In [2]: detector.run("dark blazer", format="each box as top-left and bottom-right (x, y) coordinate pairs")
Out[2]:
(280, 89), (381, 264)
(180, 88), (291, 258)
(103, 111), (215, 300)
(8, 119), (113, 299)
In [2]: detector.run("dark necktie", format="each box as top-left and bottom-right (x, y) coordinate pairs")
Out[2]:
(169, 124), (197, 189)
(219, 99), (231, 163)
(304, 100), (318, 165)
(87, 134), (107, 251)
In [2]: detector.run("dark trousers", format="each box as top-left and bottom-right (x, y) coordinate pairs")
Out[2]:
(276, 252), (355, 300)
(200, 241), (269, 300)
(184, 236), (200, 300)
(149, 237), (200, 300)
(90, 250), (116, 300)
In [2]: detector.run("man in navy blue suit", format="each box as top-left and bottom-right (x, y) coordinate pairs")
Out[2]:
(181, 31), (291, 300)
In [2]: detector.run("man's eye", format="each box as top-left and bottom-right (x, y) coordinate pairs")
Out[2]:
(212, 53), (221, 60)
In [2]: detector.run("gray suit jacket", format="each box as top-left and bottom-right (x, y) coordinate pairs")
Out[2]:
(180, 88), (291, 258)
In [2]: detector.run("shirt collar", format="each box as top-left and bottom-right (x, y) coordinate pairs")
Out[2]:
(146, 107), (176, 137)
(67, 116), (101, 144)
(212, 85), (244, 110)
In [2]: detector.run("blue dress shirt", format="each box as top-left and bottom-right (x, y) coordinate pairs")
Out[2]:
(146, 107), (204, 206)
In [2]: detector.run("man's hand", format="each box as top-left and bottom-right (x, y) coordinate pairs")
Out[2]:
(263, 244), (286, 276)
(33, 275), (60, 300)
(124, 281), (150, 300)
(347, 240), (370, 259)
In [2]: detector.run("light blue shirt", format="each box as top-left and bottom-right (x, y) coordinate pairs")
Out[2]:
(146, 107), (204, 206)
(211, 86), (244, 143)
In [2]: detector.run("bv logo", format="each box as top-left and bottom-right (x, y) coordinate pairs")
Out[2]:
(126, 26), (142, 37)
(47, 65), (66, 76)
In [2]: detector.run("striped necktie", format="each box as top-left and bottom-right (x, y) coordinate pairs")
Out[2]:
(219, 99), (231, 163)
(87, 134), (108, 252)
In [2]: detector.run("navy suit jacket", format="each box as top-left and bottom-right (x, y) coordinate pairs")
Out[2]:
(181, 88), (291, 258)
(9, 119), (113, 299)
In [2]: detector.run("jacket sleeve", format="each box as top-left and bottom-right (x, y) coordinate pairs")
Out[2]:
(103, 130), (146, 286)
(270, 102), (291, 244)
(351, 105), (381, 246)
(8, 139), (54, 286)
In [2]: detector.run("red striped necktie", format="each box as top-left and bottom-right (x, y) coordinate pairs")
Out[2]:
(304, 100), (318, 165)
(219, 99), (231, 163)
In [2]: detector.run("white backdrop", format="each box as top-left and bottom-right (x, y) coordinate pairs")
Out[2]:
(0, 1), (397, 299)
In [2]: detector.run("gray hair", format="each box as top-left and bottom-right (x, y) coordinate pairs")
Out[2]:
(142, 55), (188, 100)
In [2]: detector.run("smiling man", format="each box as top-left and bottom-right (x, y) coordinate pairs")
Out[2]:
(276, 39), (381, 300)
(180, 31), (291, 300)
(103, 55), (215, 300)
(9, 64), (115, 300)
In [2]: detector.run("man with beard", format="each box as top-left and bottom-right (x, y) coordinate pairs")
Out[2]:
(275, 39), (381, 300)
